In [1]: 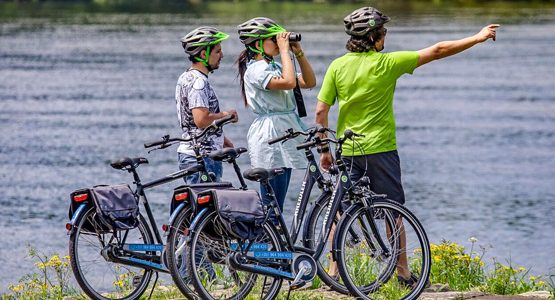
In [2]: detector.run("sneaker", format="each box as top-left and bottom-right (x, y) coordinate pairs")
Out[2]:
(397, 273), (431, 289)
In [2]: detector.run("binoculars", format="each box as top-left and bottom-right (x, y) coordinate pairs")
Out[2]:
(289, 32), (301, 42)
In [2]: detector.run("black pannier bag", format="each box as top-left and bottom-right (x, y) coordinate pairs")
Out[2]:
(90, 184), (139, 231)
(212, 189), (266, 241)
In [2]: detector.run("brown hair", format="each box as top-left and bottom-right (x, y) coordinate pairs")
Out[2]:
(345, 27), (385, 53)
(235, 43), (258, 107)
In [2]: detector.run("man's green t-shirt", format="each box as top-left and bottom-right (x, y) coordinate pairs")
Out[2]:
(318, 50), (419, 156)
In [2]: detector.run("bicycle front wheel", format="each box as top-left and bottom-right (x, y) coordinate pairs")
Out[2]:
(187, 210), (283, 300)
(336, 200), (431, 300)
(303, 193), (350, 294)
(69, 206), (154, 300)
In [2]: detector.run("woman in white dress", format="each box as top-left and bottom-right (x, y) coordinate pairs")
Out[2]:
(236, 17), (316, 220)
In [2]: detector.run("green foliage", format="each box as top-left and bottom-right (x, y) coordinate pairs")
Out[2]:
(429, 238), (485, 290)
(1, 246), (79, 300)
(482, 260), (550, 295)
(429, 238), (553, 296)
(2, 241), (553, 299)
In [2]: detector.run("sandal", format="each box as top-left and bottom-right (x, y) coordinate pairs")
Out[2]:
(397, 273), (430, 289)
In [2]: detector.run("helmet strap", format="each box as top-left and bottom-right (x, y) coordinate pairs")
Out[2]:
(248, 40), (274, 63)
(194, 45), (212, 71)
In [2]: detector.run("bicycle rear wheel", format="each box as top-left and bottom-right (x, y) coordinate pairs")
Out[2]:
(166, 206), (198, 299)
(336, 200), (431, 300)
(69, 206), (154, 300)
(187, 210), (283, 300)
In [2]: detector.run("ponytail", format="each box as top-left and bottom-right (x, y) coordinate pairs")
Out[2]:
(235, 46), (256, 107)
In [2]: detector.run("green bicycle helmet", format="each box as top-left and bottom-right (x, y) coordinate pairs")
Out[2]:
(237, 17), (286, 45)
(344, 7), (390, 37)
(180, 26), (229, 66)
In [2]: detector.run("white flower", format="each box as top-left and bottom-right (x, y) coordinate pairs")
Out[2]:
(468, 237), (478, 243)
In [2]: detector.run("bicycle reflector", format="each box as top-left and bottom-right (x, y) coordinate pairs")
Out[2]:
(197, 194), (211, 204)
(175, 192), (188, 201)
(73, 193), (88, 202)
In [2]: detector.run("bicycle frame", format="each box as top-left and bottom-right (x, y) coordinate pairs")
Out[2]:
(219, 135), (392, 282)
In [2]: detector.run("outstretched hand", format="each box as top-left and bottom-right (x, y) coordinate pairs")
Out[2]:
(476, 24), (500, 42)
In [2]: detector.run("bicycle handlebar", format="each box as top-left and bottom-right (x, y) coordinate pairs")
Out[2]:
(295, 129), (365, 151)
(144, 135), (170, 148)
(144, 115), (235, 149)
(268, 125), (334, 145)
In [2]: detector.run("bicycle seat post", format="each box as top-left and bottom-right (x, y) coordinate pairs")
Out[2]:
(232, 160), (248, 190)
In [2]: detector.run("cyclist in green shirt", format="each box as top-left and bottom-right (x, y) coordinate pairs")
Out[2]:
(316, 6), (499, 288)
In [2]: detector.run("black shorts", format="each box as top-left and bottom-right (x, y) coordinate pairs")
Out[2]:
(342, 150), (405, 204)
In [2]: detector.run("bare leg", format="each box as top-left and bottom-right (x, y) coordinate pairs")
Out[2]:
(387, 217), (411, 279)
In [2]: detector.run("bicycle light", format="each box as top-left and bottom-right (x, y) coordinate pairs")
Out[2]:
(197, 195), (211, 204)
(174, 192), (188, 201)
(73, 193), (88, 202)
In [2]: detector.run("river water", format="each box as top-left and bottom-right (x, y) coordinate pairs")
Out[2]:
(1, 4), (554, 291)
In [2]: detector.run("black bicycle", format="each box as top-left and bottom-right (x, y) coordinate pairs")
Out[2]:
(66, 116), (241, 300)
(181, 128), (430, 300)
(168, 126), (334, 300)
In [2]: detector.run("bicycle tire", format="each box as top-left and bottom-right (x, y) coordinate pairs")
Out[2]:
(336, 200), (431, 300)
(187, 210), (283, 300)
(69, 206), (154, 300)
(303, 193), (350, 294)
(166, 206), (198, 299)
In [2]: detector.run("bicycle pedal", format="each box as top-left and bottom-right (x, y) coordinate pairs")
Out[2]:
(289, 280), (308, 291)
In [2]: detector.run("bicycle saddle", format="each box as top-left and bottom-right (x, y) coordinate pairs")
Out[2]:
(208, 147), (247, 162)
(110, 157), (149, 170)
(243, 167), (284, 182)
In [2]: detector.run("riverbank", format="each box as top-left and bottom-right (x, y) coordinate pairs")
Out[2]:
(138, 285), (554, 300)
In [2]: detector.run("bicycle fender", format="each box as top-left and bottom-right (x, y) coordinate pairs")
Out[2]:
(67, 203), (88, 234)
(188, 207), (210, 233)
(168, 202), (187, 226)
(301, 191), (332, 245)
(331, 203), (363, 261)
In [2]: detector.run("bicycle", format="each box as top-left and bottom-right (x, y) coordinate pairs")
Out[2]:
(323, 130), (432, 300)
(66, 116), (242, 300)
(182, 128), (431, 300)
(168, 126), (334, 300)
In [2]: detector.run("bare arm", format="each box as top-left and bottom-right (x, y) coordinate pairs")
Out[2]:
(417, 24), (499, 68)
(315, 100), (333, 171)
(290, 42), (316, 88)
(191, 108), (237, 128)
(266, 32), (297, 90)
(315, 100), (331, 129)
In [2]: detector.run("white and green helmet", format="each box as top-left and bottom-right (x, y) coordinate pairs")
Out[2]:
(344, 7), (390, 37)
(237, 17), (286, 45)
(180, 26), (229, 65)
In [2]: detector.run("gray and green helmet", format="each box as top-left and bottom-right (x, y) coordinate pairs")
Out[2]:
(237, 17), (286, 45)
(180, 26), (229, 57)
(344, 7), (390, 37)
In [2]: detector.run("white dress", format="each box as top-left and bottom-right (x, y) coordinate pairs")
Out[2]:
(244, 59), (307, 169)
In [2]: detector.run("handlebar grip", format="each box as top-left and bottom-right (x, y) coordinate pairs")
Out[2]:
(296, 140), (316, 150)
(343, 129), (365, 140)
(268, 135), (288, 145)
(144, 135), (169, 148)
(214, 114), (235, 127)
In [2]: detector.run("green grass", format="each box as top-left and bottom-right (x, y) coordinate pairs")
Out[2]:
(2, 240), (554, 300)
